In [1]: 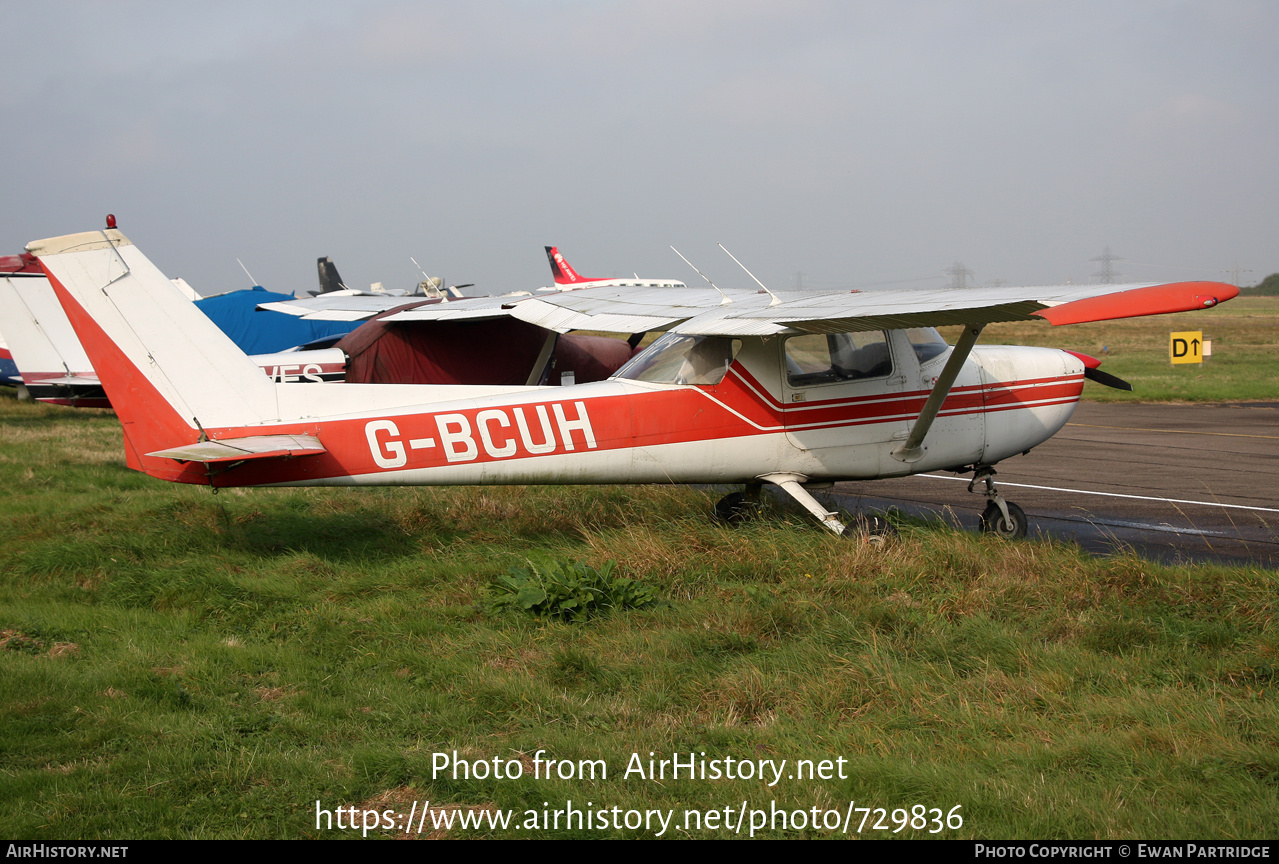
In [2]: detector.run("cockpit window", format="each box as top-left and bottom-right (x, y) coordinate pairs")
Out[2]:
(614, 333), (741, 385)
(785, 331), (892, 386)
(905, 327), (949, 363)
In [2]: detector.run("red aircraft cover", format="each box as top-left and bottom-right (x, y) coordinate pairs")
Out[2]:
(336, 302), (638, 386)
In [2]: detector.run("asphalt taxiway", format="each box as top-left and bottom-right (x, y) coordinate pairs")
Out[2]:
(829, 401), (1279, 568)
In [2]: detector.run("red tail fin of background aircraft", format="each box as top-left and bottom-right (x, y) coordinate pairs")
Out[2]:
(544, 246), (597, 286)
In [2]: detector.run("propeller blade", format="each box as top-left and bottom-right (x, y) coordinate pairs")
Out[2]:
(1083, 366), (1133, 391)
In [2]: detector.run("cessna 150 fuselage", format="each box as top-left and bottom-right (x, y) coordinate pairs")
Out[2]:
(30, 226), (1238, 541)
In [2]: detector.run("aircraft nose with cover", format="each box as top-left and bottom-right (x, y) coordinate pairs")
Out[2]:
(30, 224), (1236, 542)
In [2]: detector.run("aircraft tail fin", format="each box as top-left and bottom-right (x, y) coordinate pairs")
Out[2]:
(317, 256), (346, 294)
(545, 246), (596, 286)
(30, 229), (282, 477)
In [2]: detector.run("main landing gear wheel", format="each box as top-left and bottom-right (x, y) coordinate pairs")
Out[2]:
(851, 513), (898, 549)
(979, 500), (1027, 539)
(713, 491), (759, 525)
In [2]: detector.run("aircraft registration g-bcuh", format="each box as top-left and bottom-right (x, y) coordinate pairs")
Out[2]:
(32, 226), (1238, 541)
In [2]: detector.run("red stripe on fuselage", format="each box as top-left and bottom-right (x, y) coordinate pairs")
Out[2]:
(200, 365), (1080, 487)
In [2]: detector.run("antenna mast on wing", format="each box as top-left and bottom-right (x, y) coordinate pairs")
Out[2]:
(411, 256), (449, 300)
(718, 243), (782, 306)
(236, 258), (258, 287)
(671, 246), (732, 305)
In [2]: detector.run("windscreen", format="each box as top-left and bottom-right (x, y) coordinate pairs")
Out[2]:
(614, 333), (741, 385)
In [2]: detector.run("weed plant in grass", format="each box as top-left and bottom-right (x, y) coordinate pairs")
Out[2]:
(1, 392), (1277, 839)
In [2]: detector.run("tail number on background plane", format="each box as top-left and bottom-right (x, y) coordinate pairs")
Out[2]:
(364, 401), (597, 469)
(263, 363), (326, 383)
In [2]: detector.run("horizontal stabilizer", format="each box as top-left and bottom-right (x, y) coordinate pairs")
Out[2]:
(147, 434), (325, 464)
(33, 374), (101, 386)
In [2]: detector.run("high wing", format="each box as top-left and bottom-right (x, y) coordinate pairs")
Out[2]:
(256, 293), (442, 322)
(373, 280), (1237, 337)
(257, 292), (530, 323)
(498, 280), (1237, 336)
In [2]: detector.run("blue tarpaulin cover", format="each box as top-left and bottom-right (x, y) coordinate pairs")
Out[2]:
(194, 287), (358, 354)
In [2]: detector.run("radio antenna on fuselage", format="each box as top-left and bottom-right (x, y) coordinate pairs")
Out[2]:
(670, 246), (732, 305)
(718, 243), (781, 306)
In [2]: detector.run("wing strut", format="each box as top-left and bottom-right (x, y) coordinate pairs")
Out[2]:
(891, 323), (985, 463)
(526, 331), (558, 386)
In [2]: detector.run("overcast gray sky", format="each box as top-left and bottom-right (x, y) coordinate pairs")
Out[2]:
(2, 0), (1274, 296)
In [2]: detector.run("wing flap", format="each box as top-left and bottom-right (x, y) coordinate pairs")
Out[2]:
(147, 434), (325, 464)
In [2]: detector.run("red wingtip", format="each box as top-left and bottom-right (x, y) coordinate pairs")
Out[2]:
(1033, 281), (1239, 326)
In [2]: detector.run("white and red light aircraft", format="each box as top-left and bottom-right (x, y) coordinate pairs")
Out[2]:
(30, 226), (1237, 540)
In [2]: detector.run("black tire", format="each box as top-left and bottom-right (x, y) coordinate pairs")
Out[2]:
(713, 492), (757, 526)
(850, 513), (899, 549)
(979, 500), (1027, 539)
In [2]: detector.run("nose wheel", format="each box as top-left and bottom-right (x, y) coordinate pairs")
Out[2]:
(979, 500), (1027, 538)
(969, 466), (1027, 539)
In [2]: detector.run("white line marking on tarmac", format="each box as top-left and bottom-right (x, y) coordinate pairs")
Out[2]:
(1067, 422), (1279, 441)
(917, 474), (1279, 514)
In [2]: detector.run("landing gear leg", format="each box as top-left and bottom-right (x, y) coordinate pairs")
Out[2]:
(969, 466), (1027, 539)
(756, 473), (847, 535)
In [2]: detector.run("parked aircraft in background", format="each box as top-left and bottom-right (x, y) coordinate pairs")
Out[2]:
(32, 226), (1236, 539)
(262, 249), (649, 387)
(542, 246), (686, 291)
(0, 250), (41, 386)
(0, 258), (345, 407)
(257, 255), (475, 323)
(0, 337), (16, 386)
(312, 255), (471, 300)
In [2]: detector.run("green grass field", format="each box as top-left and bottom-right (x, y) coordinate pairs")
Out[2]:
(1, 390), (1276, 839)
(942, 296), (1279, 403)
